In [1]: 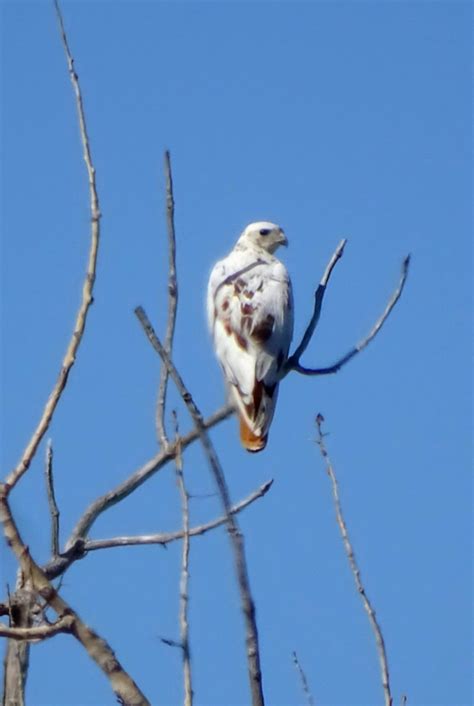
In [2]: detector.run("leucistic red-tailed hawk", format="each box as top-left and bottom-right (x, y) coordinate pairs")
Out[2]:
(207, 221), (294, 452)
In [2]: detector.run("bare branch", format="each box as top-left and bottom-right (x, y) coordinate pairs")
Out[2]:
(173, 415), (193, 706)
(44, 440), (60, 557)
(2, 580), (35, 706)
(315, 414), (392, 706)
(54, 404), (233, 569)
(84, 480), (273, 552)
(0, 484), (150, 706)
(135, 307), (265, 706)
(289, 255), (410, 377)
(156, 151), (179, 447)
(292, 651), (315, 706)
(5, 0), (101, 492)
(0, 616), (74, 642)
(284, 239), (347, 376)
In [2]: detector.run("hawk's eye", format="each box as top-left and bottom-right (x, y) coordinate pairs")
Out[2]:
(259, 228), (271, 236)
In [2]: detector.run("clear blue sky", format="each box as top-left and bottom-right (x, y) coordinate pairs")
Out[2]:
(1, 2), (472, 705)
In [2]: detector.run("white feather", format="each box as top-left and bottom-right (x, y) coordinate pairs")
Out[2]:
(207, 222), (293, 439)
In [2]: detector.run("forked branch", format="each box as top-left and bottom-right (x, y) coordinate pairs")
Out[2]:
(81, 480), (273, 552)
(135, 307), (265, 706)
(0, 616), (74, 641)
(315, 414), (392, 706)
(284, 242), (410, 378)
(0, 485), (150, 706)
(56, 405), (233, 568)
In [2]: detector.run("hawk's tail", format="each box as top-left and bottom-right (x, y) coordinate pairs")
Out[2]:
(239, 415), (267, 453)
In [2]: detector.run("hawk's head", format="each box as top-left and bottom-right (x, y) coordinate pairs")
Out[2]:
(238, 221), (288, 254)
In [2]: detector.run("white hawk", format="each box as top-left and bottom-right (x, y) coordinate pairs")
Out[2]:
(207, 221), (294, 452)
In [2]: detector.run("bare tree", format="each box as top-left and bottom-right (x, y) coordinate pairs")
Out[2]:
(1, 4), (410, 706)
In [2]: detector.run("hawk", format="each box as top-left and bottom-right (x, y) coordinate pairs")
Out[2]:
(207, 221), (294, 452)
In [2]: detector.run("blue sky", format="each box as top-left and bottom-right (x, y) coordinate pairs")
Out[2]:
(1, 1), (472, 705)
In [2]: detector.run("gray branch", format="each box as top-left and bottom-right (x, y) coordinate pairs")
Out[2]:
(292, 651), (315, 706)
(44, 440), (60, 557)
(283, 239), (347, 376)
(1, 581), (35, 706)
(173, 419), (193, 706)
(3, 2), (102, 704)
(48, 405), (233, 579)
(0, 616), (74, 642)
(135, 307), (266, 706)
(80, 480), (273, 552)
(156, 151), (178, 448)
(4, 0), (102, 493)
(315, 414), (393, 706)
(0, 483), (151, 706)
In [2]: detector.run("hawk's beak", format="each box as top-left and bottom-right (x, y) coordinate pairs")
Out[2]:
(278, 230), (288, 247)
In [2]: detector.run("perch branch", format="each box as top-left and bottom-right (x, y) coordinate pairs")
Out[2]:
(173, 417), (193, 706)
(5, 0), (101, 492)
(292, 651), (315, 706)
(135, 306), (265, 706)
(44, 440), (60, 557)
(156, 151), (178, 447)
(0, 616), (74, 641)
(284, 238), (347, 375)
(315, 414), (392, 706)
(0, 484), (150, 706)
(84, 479), (272, 552)
(288, 254), (410, 377)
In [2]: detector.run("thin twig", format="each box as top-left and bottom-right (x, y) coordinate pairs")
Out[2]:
(284, 239), (347, 375)
(0, 484), (150, 706)
(83, 480), (273, 552)
(292, 651), (315, 706)
(135, 307), (265, 706)
(160, 636), (181, 648)
(288, 255), (410, 377)
(5, 0), (101, 492)
(173, 414), (193, 706)
(156, 151), (178, 448)
(315, 414), (392, 706)
(0, 616), (74, 641)
(44, 440), (60, 557)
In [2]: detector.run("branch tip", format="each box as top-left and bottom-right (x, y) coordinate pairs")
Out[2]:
(315, 416), (393, 706)
(5, 0), (101, 491)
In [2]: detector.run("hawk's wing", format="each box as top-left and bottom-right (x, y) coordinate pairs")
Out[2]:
(208, 249), (293, 450)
